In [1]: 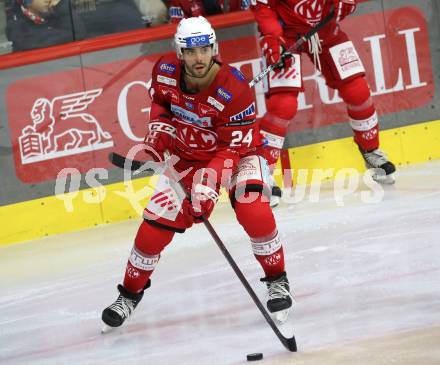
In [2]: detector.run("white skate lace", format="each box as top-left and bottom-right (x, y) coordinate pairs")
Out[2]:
(268, 281), (292, 301)
(308, 33), (322, 72)
(109, 296), (135, 319)
(363, 149), (388, 168)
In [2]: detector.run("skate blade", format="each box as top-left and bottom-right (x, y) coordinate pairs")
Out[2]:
(101, 324), (115, 334)
(270, 195), (280, 208)
(371, 170), (395, 185)
(273, 309), (290, 324)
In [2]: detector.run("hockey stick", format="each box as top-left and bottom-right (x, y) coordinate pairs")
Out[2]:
(249, 8), (335, 88)
(109, 151), (147, 171)
(108, 151), (297, 351)
(200, 212), (297, 352)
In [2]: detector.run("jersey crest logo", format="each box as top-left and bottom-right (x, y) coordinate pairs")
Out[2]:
(18, 88), (113, 164)
(177, 125), (217, 151)
(294, 0), (324, 25)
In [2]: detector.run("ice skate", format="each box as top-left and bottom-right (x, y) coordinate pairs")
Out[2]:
(101, 281), (150, 332)
(360, 148), (396, 184)
(261, 272), (293, 323)
(269, 176), (282, 208)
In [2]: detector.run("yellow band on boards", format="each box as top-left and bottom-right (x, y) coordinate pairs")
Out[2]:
(1, 119), (439, 247)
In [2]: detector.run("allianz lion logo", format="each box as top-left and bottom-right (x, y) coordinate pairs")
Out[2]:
(294, 0), (324, 25)
(19, 89), (113, 164)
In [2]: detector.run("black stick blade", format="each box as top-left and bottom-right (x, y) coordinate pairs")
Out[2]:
(285, 335), (297, 352)
(109, 152), (143, 171)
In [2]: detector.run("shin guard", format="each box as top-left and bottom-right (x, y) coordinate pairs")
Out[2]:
(234, 195), (285, 277)
(339, 77), (379, 151)
(123, 221), (174, 293)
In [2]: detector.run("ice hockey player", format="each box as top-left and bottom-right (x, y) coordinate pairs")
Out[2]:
(102, 16), (293, 329)
(251, 0), (396, 204)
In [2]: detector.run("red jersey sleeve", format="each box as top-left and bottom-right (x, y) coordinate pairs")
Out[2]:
(148, 57), (175, 131)
(149, 57), (171, 123)
(251, 0), (283, 37)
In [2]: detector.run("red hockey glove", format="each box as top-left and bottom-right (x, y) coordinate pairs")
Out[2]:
(188, 176), (219, 222)
(259, 35), (292, 70)
(143, 116), (175, 161)
(187, 151), (235, 222)
(334, 0), (356, 22)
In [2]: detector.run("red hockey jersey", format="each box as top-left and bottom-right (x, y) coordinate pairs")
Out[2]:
(168, 0), (205, 24)
(251, 0), (336, 37)
(149, 54), (262, 165)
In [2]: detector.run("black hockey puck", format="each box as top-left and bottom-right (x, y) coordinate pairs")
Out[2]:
(247, 353), (263, 361)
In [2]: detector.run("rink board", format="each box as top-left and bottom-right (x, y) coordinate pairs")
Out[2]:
(274, 118), (440, 186)
(0, 118), (439, 247)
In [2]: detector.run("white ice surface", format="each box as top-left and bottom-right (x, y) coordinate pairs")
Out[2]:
(1, 161), (440, 365)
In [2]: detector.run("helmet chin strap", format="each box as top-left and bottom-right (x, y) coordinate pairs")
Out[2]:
(184, 59), (215, 79)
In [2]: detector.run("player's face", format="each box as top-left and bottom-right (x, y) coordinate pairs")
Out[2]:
(181, 46), (214, 78)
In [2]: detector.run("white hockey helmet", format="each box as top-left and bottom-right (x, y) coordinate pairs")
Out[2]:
(174, 16), (218, 58)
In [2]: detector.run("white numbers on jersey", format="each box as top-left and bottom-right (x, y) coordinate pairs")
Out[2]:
(231, 129), (253, 147)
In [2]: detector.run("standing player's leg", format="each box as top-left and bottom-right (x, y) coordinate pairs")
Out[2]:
(258, 50), (303, 206)
(230, 155), (293, 322)
(102, 222), (175, 328)
(259, 92), (298, 170)
(338, 76), (396, 183)
(318, 34), (396, 183)
(102, 173), (193, 329)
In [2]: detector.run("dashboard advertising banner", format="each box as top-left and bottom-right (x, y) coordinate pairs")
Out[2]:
(6, 6), (432, 184)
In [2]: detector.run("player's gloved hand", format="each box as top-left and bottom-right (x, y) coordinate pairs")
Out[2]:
(188, 179), (219, 222)
(259, 35), (293, 70)
(334, 0), (356, 22)
(143, 115), (175, 161)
